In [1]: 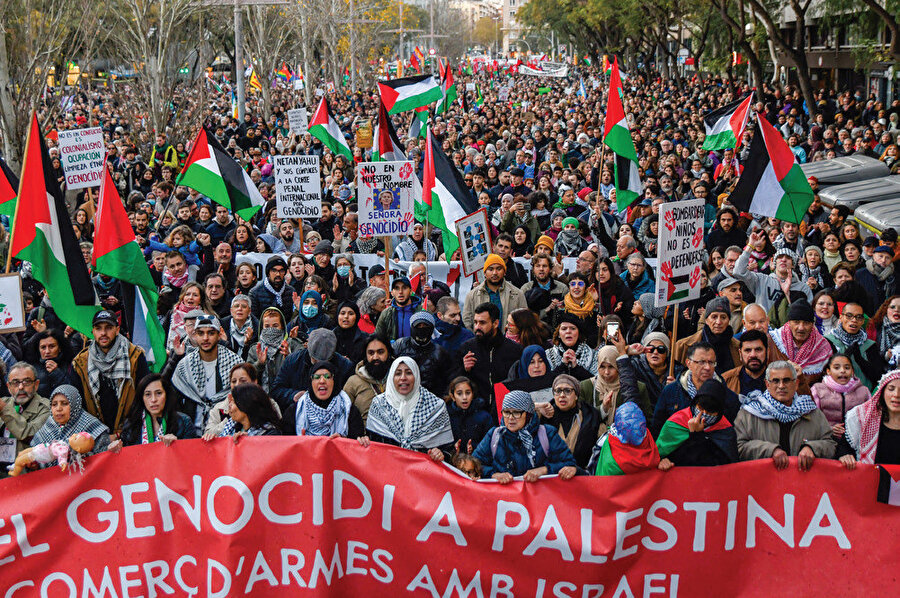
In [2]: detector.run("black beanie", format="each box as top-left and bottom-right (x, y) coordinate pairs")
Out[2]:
(786, 300), (815, 323)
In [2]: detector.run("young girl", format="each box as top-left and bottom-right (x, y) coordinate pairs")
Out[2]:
(450, 452), (483, 480)
(445, 377), (492, 451)
(811, 354), (872, 438)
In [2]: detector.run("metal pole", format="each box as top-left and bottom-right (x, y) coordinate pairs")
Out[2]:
(429, 0), (434, 70)
(350, 0), (357, 92)
(398, 2), (404, 61)
(234, 0), (245, 121)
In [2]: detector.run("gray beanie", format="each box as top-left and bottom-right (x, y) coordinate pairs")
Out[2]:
(551, 208), (567, 222)
(502, 390), (535, 414)
(705, 296), (731, 317)
(307, 329), (337, 362)
(804, 245), (823, 260)
(643, 331), (670, 350)
(409, 311), (436, 328)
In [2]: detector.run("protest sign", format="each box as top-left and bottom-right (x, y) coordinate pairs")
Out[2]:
(286, 109), (308, 134)
(465, 83), (476, 91)
(455, 209), (491, 278)
(498, 86), (510, 102)
(273, 155), (321, 219)
(1, 438), (897, 598)
(57, 126), (104, 189)
(356, 161), (415, 237)
(655, 198), (705, 308)
(0, 274), (26, 333)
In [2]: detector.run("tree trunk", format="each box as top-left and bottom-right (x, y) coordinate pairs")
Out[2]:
(0, 28), (23, 169)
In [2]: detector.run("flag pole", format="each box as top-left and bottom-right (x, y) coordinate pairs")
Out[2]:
(383, 236), (391, 295)
(6, 112), (36, 275)
(668, 307), (680, 380)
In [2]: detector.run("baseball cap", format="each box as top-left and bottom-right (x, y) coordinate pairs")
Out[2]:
(194, 314), (221, 331)
(92, 310), (118, 327)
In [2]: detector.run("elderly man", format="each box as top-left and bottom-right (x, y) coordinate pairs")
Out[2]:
(673, 298), (741, 374)
(711, 246), (755, 304)
(652, 342), (741, 436)
(735, 361), (835, 470)
(612, 235), (638, 275)
(825, 302), (886, 390)
(700, 277), (745, 334)
(733, 232), (812, 310)
(769, 300), (832, 379)
(461, 254), (526, 332)
(0, 363), (50, 466)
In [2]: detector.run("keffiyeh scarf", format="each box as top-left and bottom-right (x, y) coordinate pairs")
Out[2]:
(295, 391), (351, 437)
(230, 318), (252, 351)
(830, 326), (868, 350)
(547, 342), (597, 375)
(880, 321), (900, 358)
(87, 335), (131, 400)
(262, 277), (285, 307)
(172, 347), (243, 432)
(742, 390), (817, 423)
(854, 370), (900, 463)
(366, 388), (453, 450)
(771, 325), (833, 375)
(32, 385), (109, 447)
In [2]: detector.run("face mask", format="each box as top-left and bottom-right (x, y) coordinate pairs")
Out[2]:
(412, 325), (433, 346)
(691, 405), (721, 428)
(301, 304), (318, 319)
(337, 265), (351, 277)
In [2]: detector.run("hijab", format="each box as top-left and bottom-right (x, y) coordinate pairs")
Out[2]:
(32, 385), (109, 447)
(383, 356), (422, 433)
(592, 346), (621, 403)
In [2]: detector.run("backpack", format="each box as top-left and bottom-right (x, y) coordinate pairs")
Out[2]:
(491, 425), (549, 458)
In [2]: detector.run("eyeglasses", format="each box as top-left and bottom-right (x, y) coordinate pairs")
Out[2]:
(569, 280), (585, 288)
(646, 346), (668, 354)
(501, 409), (526, 418)
(553, 388), (575, 396)
(843, 313), (865, 321)
(8, 379), (35, 387)
(768, 377), (795, 386)
(312, 373), (333, 381)
(690, 360), (717, 368)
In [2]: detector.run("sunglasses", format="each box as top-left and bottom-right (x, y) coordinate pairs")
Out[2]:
(569, 280), (585, 288)
(645, 345), (668, 354)
(312, 373), (333, 381)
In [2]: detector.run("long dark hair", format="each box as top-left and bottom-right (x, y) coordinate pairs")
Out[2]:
(120, 374), (179, 446)
(30, 328), (74, 364)
(510, 308), (549, 348)
(231, 383), (280, 429)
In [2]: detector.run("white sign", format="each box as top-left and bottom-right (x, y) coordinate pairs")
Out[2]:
(518, 64), (569, 78)
(57, 127), (104, 189)
(273, 155), (321, 219)
(498, 86), (510, 102)
(466, 83), (476, 91)
(0, 274), (26, 333)
(287, 109), (308, 134)
(455, 209), (491, 278)
(356, 161), (416, 237)
(655, 198), (705, 308)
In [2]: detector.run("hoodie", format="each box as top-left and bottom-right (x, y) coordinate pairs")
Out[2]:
(434, 318), (475, 354)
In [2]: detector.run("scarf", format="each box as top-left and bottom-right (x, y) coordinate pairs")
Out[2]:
(356, 237), (378, 253)
(87, 335), (131, 400)
(258, 326), (285, 359)
(547, 342), (596, 374)
(366, 357), (453, 450)
(563, 292), (595, 318)
(295, 391), (351, 437)
(229, 318), (252, 350)
(867, 258), (895, 282)
(742, 390), (818, 423)
(772, 325), (833, 375)
(555, 229), (583, 256)
(163, 269), (189, 288)
(823, 375), (861, 394)
(591, 346), (621, 409)
(830, 326), (868, 350)
(823, 249), (842, 271)
(880, 321), (900, 358)
(856, 371), (900, 463)
(262, 277), (285, 307)
(799, 263), (824, 289)
(685, 372), (699, 399)
(168, 302), (194, 347)
(701, 324), (735, 372)
(141, 413), (167, 444)
(171, 346), (243, 432)
(32, 385), (109, 447)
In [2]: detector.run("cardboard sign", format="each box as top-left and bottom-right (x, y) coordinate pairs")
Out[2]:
(356, 161), (415, 237)
(286, 108), (308, 134)
(0, 274), (26, 333)
(273, 155), (321, 219)
(57, 126), (104, 189)
(655, 198), (705, 307)
(455, 209), (492, 278)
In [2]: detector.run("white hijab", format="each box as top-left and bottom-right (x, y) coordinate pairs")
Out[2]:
(384, 356), (421, 435)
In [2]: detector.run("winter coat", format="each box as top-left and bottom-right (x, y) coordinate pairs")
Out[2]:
(392, 337), (453, 396)
(342, 361), (387, 425)
(120, 412), (197, 447)
(461, 280), (527, 333)
(734, 406), (836, 460)
(472, 417), (577, 477)
(825, 333), (886, 391)
(447, 397), (493, 449)
(375, 295), (424, 341)
(620, 269), (655, 299)
(270, 349), (354, 410)
(811, 378), (872, 427)
(248, 280), (297, 321)
(628, 354), (685, 408)
(651, 370), (741, 437)
(433, 319), (475, 355)
(455, 333), (524, 406)
(540, 399), (601, 468)
(578, 355), (652, 431)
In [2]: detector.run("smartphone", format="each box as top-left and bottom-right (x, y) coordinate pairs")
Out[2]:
(607, 322), (619, 338)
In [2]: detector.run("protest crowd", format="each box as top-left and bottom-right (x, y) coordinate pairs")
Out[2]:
(3, 58), (900, 486)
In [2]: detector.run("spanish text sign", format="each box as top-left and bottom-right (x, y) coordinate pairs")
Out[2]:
(655, 198), (705, 307)
(273, 154), (321, 218)
(57, 127), (104, 189)
(357, 161), (415, 237)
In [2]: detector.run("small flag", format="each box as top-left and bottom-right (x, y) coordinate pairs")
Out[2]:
(308, 97), (353, 160)
(249, 69), (262, 91)
(702, 92), (754, 151)
(878, 465), (900, 506)
(378, 74), (442, 114)
(409, 107), (429, 139)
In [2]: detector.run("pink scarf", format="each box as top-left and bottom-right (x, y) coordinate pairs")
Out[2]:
(163, 269), (189, 288)
(859, 371), (900, 463)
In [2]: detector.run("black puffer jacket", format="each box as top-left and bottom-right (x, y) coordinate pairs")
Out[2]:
(392, 337), (453, 397)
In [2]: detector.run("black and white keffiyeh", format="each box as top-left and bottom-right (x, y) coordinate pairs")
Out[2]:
(32, 385), (110, 449)
(295, 391), (351, 437)
(87, 334), (131, 399)
(741, 390), (817, 423)
(172, 346), (243, 431)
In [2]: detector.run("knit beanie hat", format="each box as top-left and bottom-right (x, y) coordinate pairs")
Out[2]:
(562, 217), (580, 229)
(643, 331), (670, 350)
(705, 296), (731, 317)
(535, 235), (555, 250)
(313, 241), (334, 256)
(786, 300), (815, 323)
(483, 253), (506, 273)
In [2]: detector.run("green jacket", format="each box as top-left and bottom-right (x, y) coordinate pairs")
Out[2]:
(0, 394), (50, 455)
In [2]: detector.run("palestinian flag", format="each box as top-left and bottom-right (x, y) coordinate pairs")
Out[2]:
(594, 433), (660, 476)
(728, 116), (814, 224)
(420, 129), (479, 263)
(655, 407), (732, 457)
(0, 157), (19, 219)
(435, 61), (458, 116)
(93, 166), (166, 371)
(10, 113), (99, 335)
(702, 92), (754, 151)
(378, 75), (442, 114)
(308, 97), (353, 161)
(373, 100), (405, 162)
(602, 57), (641, 210)
(177, 128), (266, 221)
(878, 465), (900, 506)
(409, 107), (429, 139)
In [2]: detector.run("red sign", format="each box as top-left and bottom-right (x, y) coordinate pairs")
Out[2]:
(1, 437), (899, 597)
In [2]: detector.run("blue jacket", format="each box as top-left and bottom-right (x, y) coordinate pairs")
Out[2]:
(447, 397), (492, 449)
(205, 219), (237, 246)
(145, 239), (201, 266)
(270, 349), (354, 409)
(620, 269), (655, 298)
(434, 319), (475, 355)
(651, 371), (740, 437)
(472, 417), (576, 477)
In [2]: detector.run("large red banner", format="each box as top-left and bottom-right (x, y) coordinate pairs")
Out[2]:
(0, 437), (898, 597)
